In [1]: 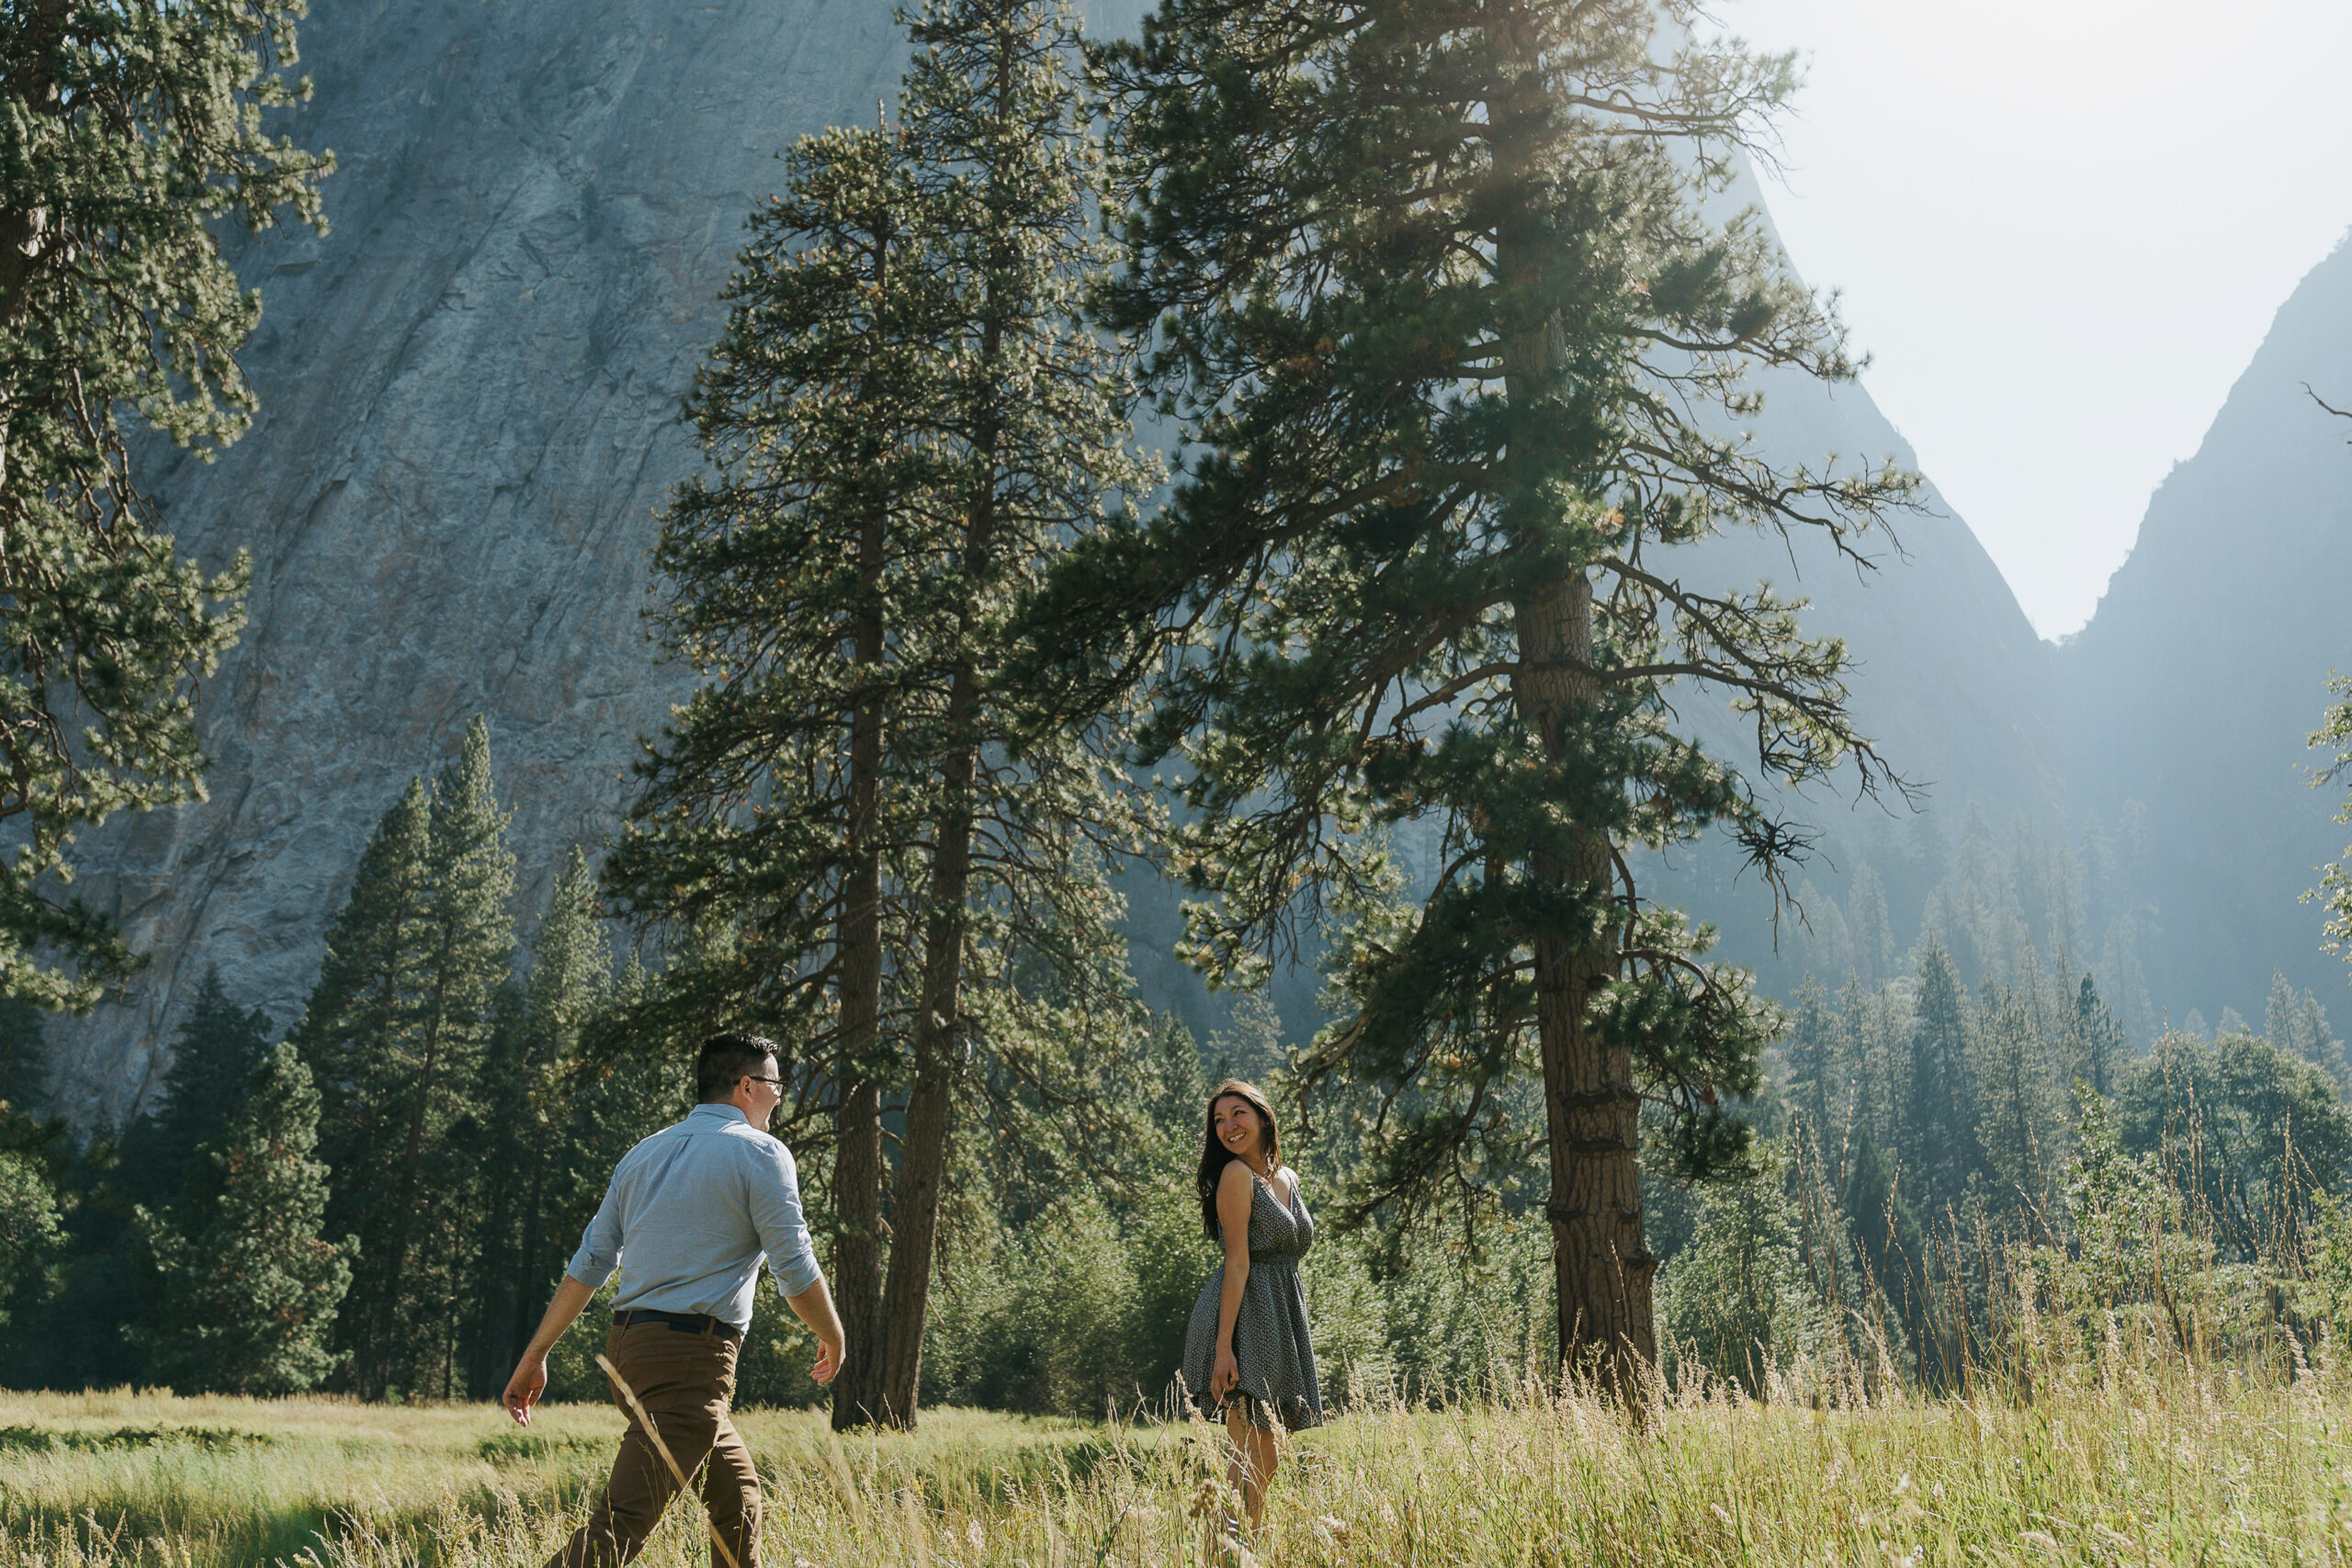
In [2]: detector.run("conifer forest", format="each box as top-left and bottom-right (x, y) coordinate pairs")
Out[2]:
(6, 0), (2352, 1558)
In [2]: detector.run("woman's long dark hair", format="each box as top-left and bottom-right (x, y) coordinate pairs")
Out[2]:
(1196, 1079), (1282, 1241)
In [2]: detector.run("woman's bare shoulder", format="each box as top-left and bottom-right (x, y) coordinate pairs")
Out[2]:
(1216, 1158), (1256, 1194)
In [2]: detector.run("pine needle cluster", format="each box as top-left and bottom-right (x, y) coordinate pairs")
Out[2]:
(0, 0), (330, 1007)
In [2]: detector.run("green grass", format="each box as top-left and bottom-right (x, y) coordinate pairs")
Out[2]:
(6, 1359), (2352, 1565)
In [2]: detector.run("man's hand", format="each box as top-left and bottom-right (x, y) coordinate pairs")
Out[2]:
(784, 1274), (846, 1385)
(499, 1275), (594, 1426)
(503, 1356), (548, 1427)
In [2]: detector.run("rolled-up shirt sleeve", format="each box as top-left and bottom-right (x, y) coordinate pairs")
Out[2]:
(567, 1177), (625, 1290)
(749, 1141), (823, 1297)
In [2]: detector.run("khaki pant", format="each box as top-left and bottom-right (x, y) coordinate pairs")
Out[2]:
(544, 1320), (761, 1568)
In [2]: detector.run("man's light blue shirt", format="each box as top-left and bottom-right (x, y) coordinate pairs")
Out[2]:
(566, 1103), (823, 1330)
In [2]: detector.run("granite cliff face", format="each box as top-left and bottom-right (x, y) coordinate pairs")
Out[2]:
(56, 0), (2060, 1122)
(2059, 235), (2352, 1024)
(53, 0), (919, 1121)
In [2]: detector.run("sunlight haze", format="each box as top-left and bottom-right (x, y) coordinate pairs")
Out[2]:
(1734, 0), (2352, 638)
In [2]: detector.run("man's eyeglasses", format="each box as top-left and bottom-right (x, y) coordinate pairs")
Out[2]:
(742, 1075), (784, 1089)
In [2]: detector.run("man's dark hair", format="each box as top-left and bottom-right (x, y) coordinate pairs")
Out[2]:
(697, 1032), (778, 1103)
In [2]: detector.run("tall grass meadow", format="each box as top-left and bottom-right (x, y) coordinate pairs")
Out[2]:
(13, 1099), (2352, 1565)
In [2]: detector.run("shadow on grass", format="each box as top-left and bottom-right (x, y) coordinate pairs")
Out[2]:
(6, 1452), (610, 1568)
(0, 1426), (273, 1453)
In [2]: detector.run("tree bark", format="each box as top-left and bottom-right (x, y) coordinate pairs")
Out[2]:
(379, 944), (454, 1399)
(874, 641), (988, 1425)
(830, 296), (894, 1426)
(1511, 570), (1656, 1396)
(830, 618), (889, 1427)
(873, 714), (969, 1426)
(1491, 17), (1655, 1391)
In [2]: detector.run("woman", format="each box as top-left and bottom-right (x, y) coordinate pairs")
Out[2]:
(1182, 1078), (1321, 1536)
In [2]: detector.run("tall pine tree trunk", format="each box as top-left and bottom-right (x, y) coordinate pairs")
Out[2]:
(1512, 568), (1656, 1393)
(874, 819), (964, 1426)
(1493, 48), (1654, 1383)
(381, 971), (450, 1397)
(831, 460), (892, 1430)
(875, 39), (1012, 1422)
(506, 1135), (550, 1368)
(352, 1020), (393, 1395)
(876, 661), (978, 1427)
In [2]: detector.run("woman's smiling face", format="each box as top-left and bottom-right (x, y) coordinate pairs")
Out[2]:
(1212, 1093), (1264, 1160)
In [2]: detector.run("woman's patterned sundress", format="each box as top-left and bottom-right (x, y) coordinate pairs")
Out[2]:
(1182, 1168), (1324, 1432)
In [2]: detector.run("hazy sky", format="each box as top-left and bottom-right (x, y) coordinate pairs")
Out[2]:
(1731, 0), (2352, 639)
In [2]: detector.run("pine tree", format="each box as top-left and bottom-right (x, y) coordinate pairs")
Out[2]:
(378, 716), (514, 1398)
(1903, 940), (1976, 1218)
(609, 0), (1156, 1428)
(2267, 969), (2346, 1093)
(297, 783), (432, 1122)
(2072, 973), (2126, 1101)
(869, 0), (1161, 1428)
(1795, 885), (1856, 986)
(1027, 0), (1914, 1387)
(1847, 864), (1895, 988)
(1653, 1147), (1815, 1396)
(132, 1043), (352, 1394)
(469, 846), (610, 1393)
(2311, 676), (2352, 988)
(293, 774), (429, 1396)
(0, 1127), (65, 1329)
(606, 98), (929, 1428)
(294, 724), (514, 1400)
(1836, 1122), (1938, 1383)
(1969, 978), (2065, 1224)
(121, 968), (271, 1204)
(0, 0), (329, 1009)
(1838, 973), (1899, 1157)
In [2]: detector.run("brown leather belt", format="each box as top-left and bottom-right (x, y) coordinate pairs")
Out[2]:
(612, 1307), (742, 1342)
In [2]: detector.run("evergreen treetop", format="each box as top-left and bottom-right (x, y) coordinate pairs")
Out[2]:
(293, 776), (433, 1150)
(419, 717), (518, 1069)
(289, 720), (515, 1400)
(123, 967), (272, 1204)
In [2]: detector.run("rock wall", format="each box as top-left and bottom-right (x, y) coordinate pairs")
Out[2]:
(52, 0), (2062, 1122)
(51, 0), (917, 1122)
(2060, 233), (2352, 1024)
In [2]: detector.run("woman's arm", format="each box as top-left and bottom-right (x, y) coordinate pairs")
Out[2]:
(1211, 1161), (1255, 1398)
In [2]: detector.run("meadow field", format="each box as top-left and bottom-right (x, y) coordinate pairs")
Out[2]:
(6, 1351), (2352, 1568)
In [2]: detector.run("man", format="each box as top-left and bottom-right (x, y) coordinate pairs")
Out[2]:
(503, 1031), (845, 1568)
